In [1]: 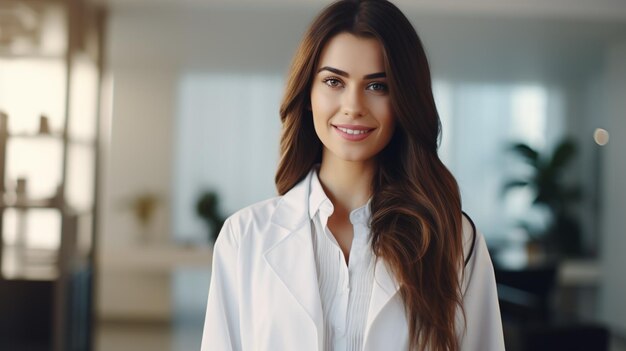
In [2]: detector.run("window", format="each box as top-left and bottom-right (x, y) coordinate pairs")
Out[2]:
(434, 80), (564, 241)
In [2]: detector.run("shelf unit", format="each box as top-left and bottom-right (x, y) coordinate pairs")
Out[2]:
(0, 1), (106, 350)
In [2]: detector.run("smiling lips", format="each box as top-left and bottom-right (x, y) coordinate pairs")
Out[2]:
(332, 124), (375, 141)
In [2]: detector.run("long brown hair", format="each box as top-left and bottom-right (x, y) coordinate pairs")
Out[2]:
(275, 1), (464, 350)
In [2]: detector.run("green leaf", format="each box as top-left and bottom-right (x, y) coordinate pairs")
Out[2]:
(550, 139), (576, 170)
(501, 179), (530, 197)
(563, 186), (582, 202)
(509, 143), (540, 165)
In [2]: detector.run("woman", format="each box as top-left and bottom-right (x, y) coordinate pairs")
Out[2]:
(201, 1), (504, 350)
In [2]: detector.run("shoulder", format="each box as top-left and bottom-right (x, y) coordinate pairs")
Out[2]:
(210, 196), (285, 272)
(459, 212), (497, 290)
(222, 196), (282, 240)
(228, 196), (282, 225)
(461, 212), (481, 268)
(216, 173), (313, 252)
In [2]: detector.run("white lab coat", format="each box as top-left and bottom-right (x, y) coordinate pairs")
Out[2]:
(201, 169), (505, 351)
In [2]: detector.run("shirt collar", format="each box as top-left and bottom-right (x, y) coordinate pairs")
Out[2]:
(309, 165), (333, 220)
(308, 165), (372, 226)
(350, 197), (372, 226)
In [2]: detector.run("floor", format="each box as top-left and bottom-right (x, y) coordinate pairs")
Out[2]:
(96, 268), (207, 351)
(607, 335), (626, 351)
(95, 267), (626, 351)
(96, 320), (203, 351)
(96, 320), (626, 351)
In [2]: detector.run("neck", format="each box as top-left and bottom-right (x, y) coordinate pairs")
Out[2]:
(318, 151), (375, 212)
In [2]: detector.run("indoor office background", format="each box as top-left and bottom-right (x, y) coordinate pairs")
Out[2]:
(0, 0), (625, 350)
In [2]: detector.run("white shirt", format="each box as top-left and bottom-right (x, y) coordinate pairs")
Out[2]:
(309, 169), (375, 351)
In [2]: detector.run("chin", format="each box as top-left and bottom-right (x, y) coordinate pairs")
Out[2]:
(332, 149), (377, 163)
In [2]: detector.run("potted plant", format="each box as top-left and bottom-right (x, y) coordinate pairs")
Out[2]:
(196, 190), (226, 243)
(119, 192), (162, 244)
(503, 138), (583, 258)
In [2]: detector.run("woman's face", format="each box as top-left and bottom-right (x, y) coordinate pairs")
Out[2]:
(310, 32), (395, 164)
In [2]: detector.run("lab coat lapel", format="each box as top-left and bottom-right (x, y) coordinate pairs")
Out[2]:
(264, 169), (404, 350)
(364, 256), (402, 347)
(263, 171), (324, 349)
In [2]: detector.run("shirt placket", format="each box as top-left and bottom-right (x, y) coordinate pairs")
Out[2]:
(326, 225), (349, 348)
(316, 195), (372, 351)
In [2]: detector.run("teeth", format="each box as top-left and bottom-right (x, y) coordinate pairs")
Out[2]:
(337, 127), (369, 135)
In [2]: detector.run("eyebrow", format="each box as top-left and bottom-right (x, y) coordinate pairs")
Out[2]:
(317, 66), (386, 79)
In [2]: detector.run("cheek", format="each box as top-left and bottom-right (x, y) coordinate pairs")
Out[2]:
(310, 87), (339, 125)
(383, 111), (395, 131)
(370, 99), (395, 129)
(379, 118), (396, 146)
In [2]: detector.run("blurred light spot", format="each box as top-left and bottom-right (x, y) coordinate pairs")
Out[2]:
(594, 128), (609, 146)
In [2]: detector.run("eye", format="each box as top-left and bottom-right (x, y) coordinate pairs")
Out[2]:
(367, 82), (388, 92)
(322, 77), (343, 88)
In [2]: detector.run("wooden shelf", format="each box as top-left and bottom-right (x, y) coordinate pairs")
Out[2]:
(558, 259), (600, 287)
(8, 131), (96, 146)
(9, 131), (64, 139)
(2, 246), (59, 281)
(0, 1), (105, 349)
(99, 244), (213, 273)
(0, 51), (65, 60)
(0, 199), (60, 210)
(97, 244), (213, 321)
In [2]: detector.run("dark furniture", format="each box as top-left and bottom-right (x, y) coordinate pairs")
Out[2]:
(495, 264), (609, 351)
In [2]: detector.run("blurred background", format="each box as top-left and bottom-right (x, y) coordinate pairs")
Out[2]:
(0, 0), (625, 350)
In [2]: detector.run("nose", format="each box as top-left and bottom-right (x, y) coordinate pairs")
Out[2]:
(342, 86), (366, 118)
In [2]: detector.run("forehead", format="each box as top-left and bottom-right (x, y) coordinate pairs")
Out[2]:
(317, 32), (385, 75)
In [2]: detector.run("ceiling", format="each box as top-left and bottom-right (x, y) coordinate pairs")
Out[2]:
(96, 0), (626, 21)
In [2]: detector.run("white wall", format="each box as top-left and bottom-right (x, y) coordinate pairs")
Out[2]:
(99, 6), (316, 249)
(96, 64), (178, 318)
(100, 65), (176, 248)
